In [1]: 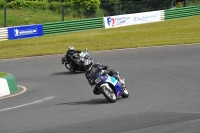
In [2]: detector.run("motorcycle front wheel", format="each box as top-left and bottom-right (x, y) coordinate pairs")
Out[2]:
(121, 88), (129, 98)
(65, 63), (70, 70)
(101, 85), (117, 103)
(69, 62), (76, 72)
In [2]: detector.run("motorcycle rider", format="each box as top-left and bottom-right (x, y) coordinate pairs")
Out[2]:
(61, 46), (81, 64)
(84, 58), (125, 95)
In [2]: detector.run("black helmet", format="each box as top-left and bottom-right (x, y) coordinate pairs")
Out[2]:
(84, 58), (94, 71)
(68, 46), (74, 54)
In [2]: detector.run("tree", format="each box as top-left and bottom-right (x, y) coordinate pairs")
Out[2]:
(100, 0), (173, 16)
(100, 0), (120, 16)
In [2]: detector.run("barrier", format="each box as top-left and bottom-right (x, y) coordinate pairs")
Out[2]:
(0, 27), (8, 41)
(43, 17), (103, 35)
(8, 24), (43, 40)
(161, 10), (165, 20)
(0, 73), (18, 97)
(165, 5), (200, 20)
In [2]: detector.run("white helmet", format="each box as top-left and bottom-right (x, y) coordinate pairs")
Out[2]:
(84, 58), (94, 71)
(68, 46), (74, 54)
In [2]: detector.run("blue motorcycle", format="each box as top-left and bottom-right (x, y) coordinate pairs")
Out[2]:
(90, 69), (129, 103)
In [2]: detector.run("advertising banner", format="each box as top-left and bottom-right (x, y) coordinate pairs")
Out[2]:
(132, 11), (161, 25)
(8, 24), (43, 40)
(104, 11), (162, 29)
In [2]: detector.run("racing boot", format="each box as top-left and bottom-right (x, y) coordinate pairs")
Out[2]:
(93, 86), (101, 95)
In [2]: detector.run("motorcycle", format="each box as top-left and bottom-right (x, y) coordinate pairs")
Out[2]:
(62, 48), (90, 72)
(90, 68), (129, 103)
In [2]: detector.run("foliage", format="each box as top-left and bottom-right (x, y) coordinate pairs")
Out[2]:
(69, 0), (101, 17)
(1, 0), (100, 17)
(49, 1), (62, 13)
(0, 0), (6, 8)
(100, 0), (120, 16)
(187, 0), (200, 6)
(176, 2), (184, 8)
(7, 0), (49, 9)
(100, 0), (173, 16)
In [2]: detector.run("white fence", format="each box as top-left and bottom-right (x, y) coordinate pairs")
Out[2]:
(0, 27), (8, 41)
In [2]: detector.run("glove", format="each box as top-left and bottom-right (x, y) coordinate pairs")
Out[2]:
(117, 71), (120, 75)
(103, 66), (108, 70)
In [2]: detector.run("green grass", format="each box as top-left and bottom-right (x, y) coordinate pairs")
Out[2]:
(0, 8), (82, 27)
(0, 15), (200, 59)
(0, 72), (8, 77)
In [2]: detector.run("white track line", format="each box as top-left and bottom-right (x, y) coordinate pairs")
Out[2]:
(0, 96), (55, 112)
(0, 85), (27, 99)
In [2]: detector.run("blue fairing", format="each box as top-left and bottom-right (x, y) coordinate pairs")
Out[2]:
(90, 68), (124, 98)
(110, 77), (123, 97)
(110, 76), (116, 83)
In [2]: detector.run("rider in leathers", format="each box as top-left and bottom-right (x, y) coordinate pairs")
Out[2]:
(62, 46), (81, 64)
(84, 58), (125, 95)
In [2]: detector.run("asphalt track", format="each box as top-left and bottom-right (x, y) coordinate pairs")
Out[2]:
(1, 44), (200, 133)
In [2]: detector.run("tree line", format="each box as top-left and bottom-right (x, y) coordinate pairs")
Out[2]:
(0, 0), (199, 17)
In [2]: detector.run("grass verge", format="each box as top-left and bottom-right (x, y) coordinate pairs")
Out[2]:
(0, 72), (8, 77)
(0, 8), (71, 27)
(0, 15), (200, 59)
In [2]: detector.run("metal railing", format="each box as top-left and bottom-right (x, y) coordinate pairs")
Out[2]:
(165, 5), (200, 20)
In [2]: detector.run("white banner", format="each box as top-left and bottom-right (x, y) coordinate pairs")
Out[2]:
(104, 10), (162, 29)
(132, 11), (161, 25)
(0, 78), (10, 97)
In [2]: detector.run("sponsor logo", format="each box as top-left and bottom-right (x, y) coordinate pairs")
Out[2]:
(14, 28), (38, 37)
(107, 16), (130, 27)
(107, 17), (115, 27)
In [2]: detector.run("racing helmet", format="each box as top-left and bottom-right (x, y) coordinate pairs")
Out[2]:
(68, 46), (74, 54)
(84, 58), (94, 71)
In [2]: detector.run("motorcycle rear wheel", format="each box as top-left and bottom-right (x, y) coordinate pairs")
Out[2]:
(101, 85), (117, 103)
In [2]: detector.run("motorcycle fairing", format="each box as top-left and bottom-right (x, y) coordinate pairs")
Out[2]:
(79, 52), (87, 57)
(106, 76), (117, 85)
(92, 69), (124, 98)
(105, 76), (123, 98)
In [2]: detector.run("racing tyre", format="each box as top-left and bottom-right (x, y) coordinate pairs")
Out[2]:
(101, 85), (117, 103)
(65, 63), (70, 70)
(69, 62), (76, 72)
(121, 88), (129, 98)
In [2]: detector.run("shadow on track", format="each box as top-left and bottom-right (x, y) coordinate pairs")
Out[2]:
(55, 99), (111, 105)
(50, 71), (85, 76)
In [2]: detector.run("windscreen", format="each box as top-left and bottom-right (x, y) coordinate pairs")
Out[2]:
(90, 67), (101, 81)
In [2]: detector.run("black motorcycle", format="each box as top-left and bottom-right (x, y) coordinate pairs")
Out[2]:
(62, 48), (90, 72)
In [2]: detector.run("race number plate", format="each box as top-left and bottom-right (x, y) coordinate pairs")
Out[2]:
(95, 77), (102, 84)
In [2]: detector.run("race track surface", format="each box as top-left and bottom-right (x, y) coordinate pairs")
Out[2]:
(1, 44), (200, 133)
